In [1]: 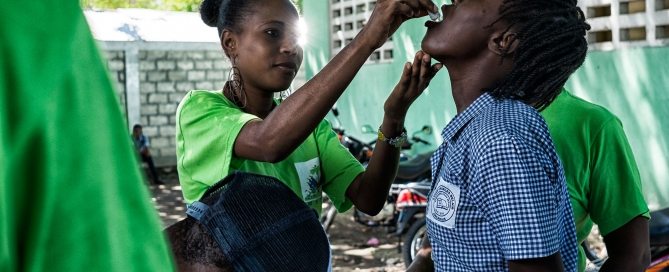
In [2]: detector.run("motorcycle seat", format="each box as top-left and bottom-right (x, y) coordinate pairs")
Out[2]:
(396, 153), (432, 180)
(649, 207), (669, 246)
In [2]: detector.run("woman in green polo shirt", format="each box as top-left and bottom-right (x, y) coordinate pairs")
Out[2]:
(176, 0), (442, 216)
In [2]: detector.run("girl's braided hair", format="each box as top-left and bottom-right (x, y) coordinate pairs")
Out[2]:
(489, 0), (591, 110)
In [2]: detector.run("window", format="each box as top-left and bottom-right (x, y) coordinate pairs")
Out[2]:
(587, 5), (611, 17)
(329, 0), (393, 61)
(620, 27), (646, 41)
(356, 4), (366, 13)
(657, 25), (669, 38)
(383, 50), (393, 59)
(588, 30), (613, 43)
(620, 0), (646, 14)
(369, 51), (380, 61)
(580, 0), (666, 48)
(356, 20), (365, 29)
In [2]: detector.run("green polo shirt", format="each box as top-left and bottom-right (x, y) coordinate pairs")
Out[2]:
(542, 90), (649, 271)
(176, 90), (365, 214)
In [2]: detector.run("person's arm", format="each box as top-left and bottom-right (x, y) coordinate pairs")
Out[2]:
(406, 235), (434, 272)
(140, 135), (150, 155)
(581, 115), (651, 271)
(234, 0), (438, 163)
(405, 231), (567, 272)
(346, 51), (441, 214)
(599, 216), (650, 272)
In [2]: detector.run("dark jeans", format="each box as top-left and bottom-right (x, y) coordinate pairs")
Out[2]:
(141, 154), (161, 184)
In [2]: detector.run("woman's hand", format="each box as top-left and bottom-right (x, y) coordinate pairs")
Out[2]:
(360, 0), (438, 50)
(384, 50), (442, 122)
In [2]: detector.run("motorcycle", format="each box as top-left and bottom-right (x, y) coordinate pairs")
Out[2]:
(319, 106), (436, 234)
(395, 179), (430, 267)
(350, 125), (435, 234)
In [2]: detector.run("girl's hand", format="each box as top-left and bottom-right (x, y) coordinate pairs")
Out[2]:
(384, 51), (442, 121)
(360, 0), (438, 50)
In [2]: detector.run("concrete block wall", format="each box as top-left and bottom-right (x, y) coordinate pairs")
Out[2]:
(104, 50), (127, 120)
(100, 42), (306, 167)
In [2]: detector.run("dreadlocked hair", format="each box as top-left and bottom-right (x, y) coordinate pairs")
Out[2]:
(488, 0), (591, 110)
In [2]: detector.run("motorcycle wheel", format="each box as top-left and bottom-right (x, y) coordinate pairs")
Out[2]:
(403, 218), (427, 268)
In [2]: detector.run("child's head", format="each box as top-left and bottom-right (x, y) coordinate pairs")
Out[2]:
(423, 0), (589, 110)
(490, 0), (590, 109)
(165, 217), (233, 272)
(132, 124), (142, 136)
(200, 0), (303, 95)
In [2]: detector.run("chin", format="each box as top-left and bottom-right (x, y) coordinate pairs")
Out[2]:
(421, 39), (436, 56)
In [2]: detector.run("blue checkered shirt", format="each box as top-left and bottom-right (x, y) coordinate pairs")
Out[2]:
(427, 93), (577, 271)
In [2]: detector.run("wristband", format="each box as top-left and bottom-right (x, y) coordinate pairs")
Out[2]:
(378, 128), (407, 148)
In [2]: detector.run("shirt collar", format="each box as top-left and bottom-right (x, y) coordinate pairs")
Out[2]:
(442, 93), (496, 141)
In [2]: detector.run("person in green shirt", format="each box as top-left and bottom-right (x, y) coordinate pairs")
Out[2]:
(177, 0), (442, 216)
(541, 89), (651, 272)
(0, 1), (175, 271)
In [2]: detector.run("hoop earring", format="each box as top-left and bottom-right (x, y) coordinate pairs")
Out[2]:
(224, 57), (247, 108)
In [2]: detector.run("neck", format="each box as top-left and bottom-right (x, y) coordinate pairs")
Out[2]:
(224, 82), (276, 118)
(242, 88), (276, 119)
(443, 54), (512, 113)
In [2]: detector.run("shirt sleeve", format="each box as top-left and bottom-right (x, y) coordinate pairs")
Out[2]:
(314, 120), (365, 212)
(588, 117), (650, 236)
(472, 136), (563, 260)
(176, 91), (259, 203)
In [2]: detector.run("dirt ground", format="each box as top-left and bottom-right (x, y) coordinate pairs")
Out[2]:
(148, 167), (605, 271)
(149, 167), (406, 271)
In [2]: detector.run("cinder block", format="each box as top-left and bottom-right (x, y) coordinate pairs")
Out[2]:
(177, 61), (194, 70)
(195, 81), (214, 90)
(150, 116), (169, 126)
(168, 71), (187, 81)
(195, 61), (213, 69)
(147, 51), (167, 60)
(157, 60), (176, 70)
(176, 82), (194, 92)
(206, 71), (225, 80)
(159, 104), (177, 114)
(140, 82), (156, 93)
(148, 72), (167, 82)
(148, 94), (168, 104)
(187, 71), (206, 81)
(143, 105), (158, 115)
(160, 126), (176, 136)
(169, 93), (185, 103)
(157, 82), (176, 93)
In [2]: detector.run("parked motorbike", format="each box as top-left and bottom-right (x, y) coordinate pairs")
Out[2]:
(350, 125), (435, 233)
(319, 106), (436, 235)
(395, 179), (430, 267)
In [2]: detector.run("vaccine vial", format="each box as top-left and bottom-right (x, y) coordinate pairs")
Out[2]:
(428, 10), (442, 22)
